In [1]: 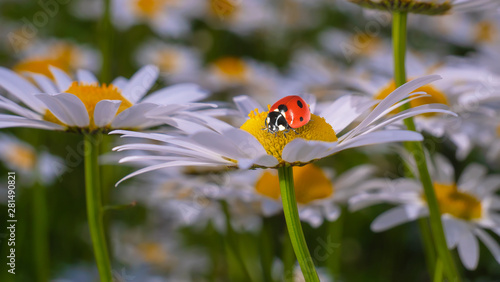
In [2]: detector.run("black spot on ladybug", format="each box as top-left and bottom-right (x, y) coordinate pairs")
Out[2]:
(297, 100), (303, 108)
(278, 104), (288, 112)
(300, 117), (304, 122)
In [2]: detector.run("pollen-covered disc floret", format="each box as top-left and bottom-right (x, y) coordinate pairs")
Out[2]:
(349, 0), (452, 15)
(240, 107), (337, 163)
(426, 182), (482, 220)
(43, 82), (133, 132)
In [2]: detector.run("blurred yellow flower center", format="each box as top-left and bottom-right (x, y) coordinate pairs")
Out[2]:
(240, 108), (337, 164)
(255, 164), (334, 204)
(426, 183), (482, 220)
(5, 145), (36, 170)
(137, 242), (169, 266)
(351, 32), (381, 56)
(13, 58), (70, 79)
(475, 21), (496, 43)
(213, 57), (247, 82)
(158, 50), (180, 72)
(210, 0), (237, 18)
(134, 0), (168, 17)
(375, 79), (449, 117)
(43, 82), (133, 131)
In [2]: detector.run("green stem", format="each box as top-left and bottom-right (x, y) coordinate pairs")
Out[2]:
(84, 134), (112, 281)
(278, 166), (319, 282)
(99, 0), (112, 83)
(392, 11), (460, 281)
(418, 218), (437, 277)
(282, 227), (296, 282)
(433, 259), (444, 282)
(33, 182), (49, 282)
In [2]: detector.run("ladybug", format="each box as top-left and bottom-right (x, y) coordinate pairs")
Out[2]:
(265, 95), (311, 135)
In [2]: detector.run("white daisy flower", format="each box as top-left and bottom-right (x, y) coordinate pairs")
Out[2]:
(0, 134), (65, 185)
(111, 0), (202, 37)
(348, 0), (500, 15)
(112, 75), (455, 184)
(12, 39), (101, 78)
(349, 153), (500, 270)
(344, 52), (495, 159)
(0, 65), (211, 133)
(230, 164), (387, 228)
(205, 0), (274, 35)
(135, 40), (201, 84)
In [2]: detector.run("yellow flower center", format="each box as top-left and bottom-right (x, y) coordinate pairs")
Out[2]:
(255, 164), (334, 204)
(137, 242), (169, 266)
(240, 108), (337, 164)
(158, 50), (180, 72)
(43, 82), (133, 131)
(13, 58), (70, 79)
(210, 0), (237, 18)
(5, 145), (36, 170)
(133, 0), (171, 17)
(424, 182), (482, 220)
(212, 57), (248, 82)
(351, 32), (381, 56)
(474, 21), (496, 43)
(375, 79), (449, 117)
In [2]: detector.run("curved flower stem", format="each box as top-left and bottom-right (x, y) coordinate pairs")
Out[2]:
(392, 11), (460, 281)
(99, 0), (112, 83)
(434, 259), (444, 282)
(84, 134), (112, 282)
(278, 166), (319, 282)
(33, 181), (49, 282)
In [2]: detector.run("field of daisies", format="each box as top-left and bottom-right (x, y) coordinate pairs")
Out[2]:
(1, 0), (500, 281)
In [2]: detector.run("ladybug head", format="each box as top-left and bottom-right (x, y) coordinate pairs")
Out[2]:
(265, 111), (290, 133)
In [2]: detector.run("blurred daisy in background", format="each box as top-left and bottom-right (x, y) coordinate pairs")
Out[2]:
(13, 39), (101, 78)
(0, 65), (212, 133)
(343, 51), (495, 159)
(112, 226), (209, 280)
(349, 153), (500, 270)
(205, 0), (274, 35)
(111, 0), (202, 37)
(204, 56), (284, 98)
(112, 75), (454, 183)
(135, 39), (201, 84)
(0, 134), (65, 185)
(348, 0), (500, 15)
(232, 164), (385, 228)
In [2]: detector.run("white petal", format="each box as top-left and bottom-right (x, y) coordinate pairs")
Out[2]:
(261, 199), (282, 216)
(443, 217), (467, 249)
(30, 74), (58, 94)
(371, 205), (425, 232)
(0, 67), (46, 113)
(328, 130), (423, 157)
(434, 154), (455, 184)
(322, 202), (341, 221)
(0, 114), (64, 130)
(474, 228), (500, 264)
(35, 93), (89, 127)
(346, 75), (441, 139)
(111, 103), (158, 128)
(116, 161), (217, 186)
(320, 95), (377, 134)
(94, 100), (121, 127)
(142, 83), (209, 104)
(299, 207), (323, 228)
(224, 129), (268, 158)
(282, 139), (337, 163)
(0, 96), (41, 119)
(335, 165), (376, 190)
(191, 131), (243, 160)
(111, 76), (128, 89)
(76, 69), (99, 84)
(49, 66), (73, 91)
(457, 163), (488, 193)
(457, 229), (479, 270)
(233, 95), (265, 117)
(121, 65), (159, 104)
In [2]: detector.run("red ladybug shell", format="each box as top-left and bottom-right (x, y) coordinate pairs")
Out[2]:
(269, 95), (311, 129)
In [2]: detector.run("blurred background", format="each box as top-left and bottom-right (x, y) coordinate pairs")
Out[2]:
(0, 0), (499, 281)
